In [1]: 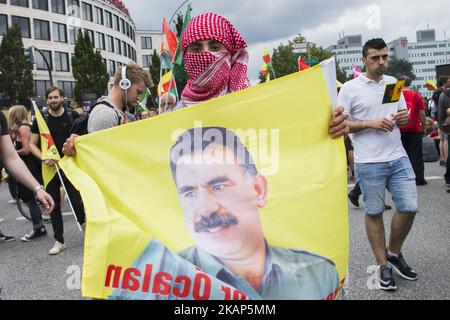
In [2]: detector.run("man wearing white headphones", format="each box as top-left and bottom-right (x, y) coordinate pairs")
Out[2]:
(87, 63), (152, 133)
(63, 63), (152, 156)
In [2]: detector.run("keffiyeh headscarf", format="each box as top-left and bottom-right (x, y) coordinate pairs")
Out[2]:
(181, 13), (250, 106)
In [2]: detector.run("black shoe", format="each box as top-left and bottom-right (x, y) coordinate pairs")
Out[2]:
(379, 264), (397, 291)
(387, 253), (418, 281)
(348, 192), (360, 207)
(0, 233), (15, 243)
(416, 179), (428, 186)
(21, 227), (47, 242)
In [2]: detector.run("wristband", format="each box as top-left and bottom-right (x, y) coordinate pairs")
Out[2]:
(34, 184), (45, 195)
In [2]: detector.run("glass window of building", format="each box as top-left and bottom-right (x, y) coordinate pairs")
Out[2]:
(120, 18), (125, 34)
(94, 6), (103, 25)
(85, 29), (94, 45)
(0, 14), (8, 36)
(113, 15), (120, 32)
(127, 43), (131, 59)
(107, 60), (116, 76)
(11, 16), (31, 38)
(58, 81), (75, 98)
(69, 26), (81, 44)
(32, 0), (48, 11)
(142, 55), (151, 68)
(35, 80), (52, 97)
(55, 51), (69, 71)
(53, 22), (67, 43)
(121, 40), (126, 57)
(34, 19), (50, 40)
(115, 38), (121, 55)
(51, 0), (65, 14)
(11, 0), (29, 7)
(141, 37), (152, 49)
(82, 2), (93, 21)
(68, 0), (80, 17)
(96, 32), (105, 50)
(35, 49), (52, 70)
(105, 10), (113, 28)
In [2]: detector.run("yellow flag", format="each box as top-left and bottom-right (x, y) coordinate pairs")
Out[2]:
(158, 70), (175, 96)
(34, 107), (60, 188)
(61, 58), (348, 300)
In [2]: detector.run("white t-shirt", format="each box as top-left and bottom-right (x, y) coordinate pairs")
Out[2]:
(338, 74), (407, 164)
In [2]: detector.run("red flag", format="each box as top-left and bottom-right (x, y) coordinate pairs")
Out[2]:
(298, 56), (310, 71)
(161, 19), (178, 59)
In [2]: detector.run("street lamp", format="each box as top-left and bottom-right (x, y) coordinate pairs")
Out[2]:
(27, 46), (54, 86)
(168, 0), (191, 27)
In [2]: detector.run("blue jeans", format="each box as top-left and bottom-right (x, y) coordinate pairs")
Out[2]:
(355, 157), (418, 216)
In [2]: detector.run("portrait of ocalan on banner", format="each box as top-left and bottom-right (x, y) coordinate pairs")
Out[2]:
(108, 127), (341, 300)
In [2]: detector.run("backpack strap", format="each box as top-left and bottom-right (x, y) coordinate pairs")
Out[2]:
(92, 100), (122, 126)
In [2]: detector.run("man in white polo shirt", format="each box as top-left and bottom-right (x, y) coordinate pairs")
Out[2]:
(338, 38), (418, 291)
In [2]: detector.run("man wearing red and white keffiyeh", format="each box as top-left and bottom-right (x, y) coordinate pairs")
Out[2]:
(174, 12), (349, 138)
(176, 12), (250, 108)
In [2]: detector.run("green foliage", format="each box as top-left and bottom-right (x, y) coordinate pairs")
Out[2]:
(148, 49), (161, 101)
(0, 25), (34, 106)
(72, 30), (109, 103)
(258, 34), (347, 84)
(387, 58), (416, 80)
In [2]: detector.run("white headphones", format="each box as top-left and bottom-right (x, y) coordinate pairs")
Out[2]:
(119, 65), (131, 91)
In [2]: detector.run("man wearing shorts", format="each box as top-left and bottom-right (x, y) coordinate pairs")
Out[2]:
(339, 38), (418, 291)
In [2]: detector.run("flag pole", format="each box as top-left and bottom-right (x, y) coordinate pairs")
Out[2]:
(55, 164), (83, 232)
(158, 62), (163, 115)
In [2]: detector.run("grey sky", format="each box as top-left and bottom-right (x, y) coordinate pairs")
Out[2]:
(124, 0), (450, 83)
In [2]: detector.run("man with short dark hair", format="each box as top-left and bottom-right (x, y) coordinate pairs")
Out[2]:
(398, 75), (427, 186)
(30, 87), (85, 255)
(339, 38), (418, 291)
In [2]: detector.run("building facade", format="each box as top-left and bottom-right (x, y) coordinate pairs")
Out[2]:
(0, 0), (161, 99)
(327, 30), (450, 98)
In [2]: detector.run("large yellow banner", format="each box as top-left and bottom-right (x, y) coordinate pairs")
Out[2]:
(60, 58), (349, 300)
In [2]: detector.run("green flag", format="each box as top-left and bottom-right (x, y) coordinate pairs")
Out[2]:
(173, 4), (191, 80)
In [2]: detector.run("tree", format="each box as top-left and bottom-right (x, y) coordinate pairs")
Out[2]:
(0, 25), (34, 106)
(148, 49), (161, 102)
(173, 11), (188, 95)
(72, 30), (109, 103)
(387, 58), (416, 80)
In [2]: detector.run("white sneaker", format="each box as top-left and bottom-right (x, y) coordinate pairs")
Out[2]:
(7, 199), (17, 204)
(49, 241), (65, 255)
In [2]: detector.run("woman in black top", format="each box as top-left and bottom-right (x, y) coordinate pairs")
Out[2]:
(0, 109), (54, 243)
(8, 105), (48, 241)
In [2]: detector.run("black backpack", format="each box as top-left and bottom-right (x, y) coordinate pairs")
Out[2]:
(71, 100), (120, 136)
(43, 107), (75, 127)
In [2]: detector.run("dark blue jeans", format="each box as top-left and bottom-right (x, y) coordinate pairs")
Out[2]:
(26, 200), (44, 230)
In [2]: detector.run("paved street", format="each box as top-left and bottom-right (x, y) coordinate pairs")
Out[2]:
(0, 162), (449, 300)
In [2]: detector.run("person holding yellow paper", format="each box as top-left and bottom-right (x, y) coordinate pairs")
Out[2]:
(339, 38), (417, 292)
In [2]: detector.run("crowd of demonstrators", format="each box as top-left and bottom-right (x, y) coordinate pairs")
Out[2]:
(432, 76), (450, 166)
(8, 105), (48, 241)
(0, 110), (55, 243)
(340, 38), (418, 291)
(29, 87), (85, 255)
(398, 75), (428, 186)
